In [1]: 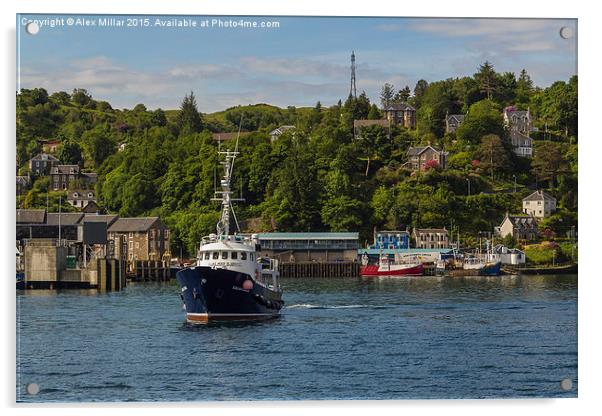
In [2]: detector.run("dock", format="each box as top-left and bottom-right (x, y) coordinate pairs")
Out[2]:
(279, 262), (360, 278)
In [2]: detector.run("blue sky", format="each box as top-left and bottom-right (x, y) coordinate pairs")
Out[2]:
(17, 15), (577, 112)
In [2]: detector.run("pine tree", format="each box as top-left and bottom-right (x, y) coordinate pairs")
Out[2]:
(394, 85), (412, 103)
(177, 91), (203, 136)
(474, 61), (497, 100)
(380, 83), (395, 109)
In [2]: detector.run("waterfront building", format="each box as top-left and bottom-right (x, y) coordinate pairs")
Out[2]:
(522, 190), (557, 218)
(504, 106), (534, 157)
(495, 213), (538, 241)
(29, 153), (59, 176)
(16, 209), (46, 225)
(257, 232), (359, 262)
(107, 217), (171, 262)
(488, 244), (526, 265)
(445, 113), (465, 133)
(269, 125), (295, 142)
(404, 145), (448, 171)
(412, 228), (449, 249)
(370, 230), (410, 250)
(383, 103), (416, 129)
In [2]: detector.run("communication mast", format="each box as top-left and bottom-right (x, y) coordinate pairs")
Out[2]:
(350, 50), (357, 98)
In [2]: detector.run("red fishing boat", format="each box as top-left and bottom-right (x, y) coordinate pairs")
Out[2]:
(360, 254), (424, 277)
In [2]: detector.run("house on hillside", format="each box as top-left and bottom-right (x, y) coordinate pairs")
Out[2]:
(50, 165), (96, 190)
(269, 125), (295, 142)
(353, 119), (390, 139)
(495, 213), (538, 241)
(383, 103), (416, 129)
(16, 175), (31, 196)
(39, 139), (62, 154)
(413, 228), (449, 249)
(522, 190), (557, 218)
(445, 113), (465, 133)
(404, 145), (448, 171)
(29, 153), (59, 176)
(67, 189), (97, 209)
(107, 217), (170, 263)
(504, 106), (534, 157)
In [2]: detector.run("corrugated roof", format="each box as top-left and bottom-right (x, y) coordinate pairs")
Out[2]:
(257, 232), (358, 240)
(46, 212), (84, 226)
(359, 248), (453, 255)
(108, 217), (160, 232)
(16, 209), (46, 224)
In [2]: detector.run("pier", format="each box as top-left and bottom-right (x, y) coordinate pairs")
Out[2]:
(278, 261), (360, 278)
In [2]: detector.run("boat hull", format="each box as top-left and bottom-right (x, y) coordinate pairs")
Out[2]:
(176, 266), (283, 323)
(478, 262), (502, 276)
(360, 263), (424, 277)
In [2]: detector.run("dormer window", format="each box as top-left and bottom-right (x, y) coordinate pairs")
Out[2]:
(73, 192), (79, 198)
(88, 192), (93, 198)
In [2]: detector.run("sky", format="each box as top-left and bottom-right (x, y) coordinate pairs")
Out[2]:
(17, 15), (577, 112)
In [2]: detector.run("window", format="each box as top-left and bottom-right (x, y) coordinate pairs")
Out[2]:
(212, 252), (219, 259)
(231, 252), (238, 260)
(250, 253), (254, 261)
(204, 252), (210, 260)
(221, 251), (228, 259)
(135, 242), (139, 249)
(241, 252), (247, 260)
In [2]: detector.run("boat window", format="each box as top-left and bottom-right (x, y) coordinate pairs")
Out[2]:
(250, 253), (254, 261)
(231, 251), (238, 260)
(204, 252), (210, 260)
(241, 252), (247, 260)
(221, 251), (228, 259)
(212, 252), (219, 259)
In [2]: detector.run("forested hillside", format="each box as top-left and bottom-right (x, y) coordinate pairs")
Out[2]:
(16, 62), (578, 256)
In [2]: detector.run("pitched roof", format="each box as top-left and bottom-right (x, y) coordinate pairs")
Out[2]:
(257, 232), (358, 240)
(353, 119), (390, 128)
(67, 190), (96, 201)
(503, 214), (537, 229)
(384, 102), (415, 112)
(16, 176), (31, 186)
(81, 172), (98, 181)
(16, 209), (46, 224)
(523, 190), (556, 203)
(81, 213), (118, 225)
(447, 114), (465, 122)
(46, 212), (85, 226)
(51, 164), (80, 174)
(406, 145), (444, 156)
(413, 228), (448, 234)
(30, 153), (59, 162)
(269, 125), (296, 136)
(108, 217), (160, 232)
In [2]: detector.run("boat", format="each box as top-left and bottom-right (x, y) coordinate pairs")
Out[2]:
(360, 253), (423, 277)
(176, 139), (283, 323)
(463, 256), (502, 276)
(502, 263), (577, 275)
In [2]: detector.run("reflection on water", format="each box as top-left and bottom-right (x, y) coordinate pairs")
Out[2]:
(17, 274), (577, 402)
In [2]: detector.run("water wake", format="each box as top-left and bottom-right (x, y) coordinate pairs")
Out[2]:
(285, 304), (388, 310)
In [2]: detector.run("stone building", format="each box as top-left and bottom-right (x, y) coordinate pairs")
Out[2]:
(504, 106), (534, 157)
(495, 213), (538, 241)
(383, 103), (416, 129)
(522, 190), (557, 218)
(404, 145), (448, 171)
(50, 164), (80, 190)
(29, 153), (59, 176)
(412, 228), (449, 249)
(445, 113), (465, 133)
(107, 217), (170, 262)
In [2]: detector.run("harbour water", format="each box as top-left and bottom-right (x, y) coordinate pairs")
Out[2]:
(16, 274), (577, 402)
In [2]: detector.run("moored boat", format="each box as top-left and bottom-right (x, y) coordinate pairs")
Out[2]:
(360, 254), (423, 277)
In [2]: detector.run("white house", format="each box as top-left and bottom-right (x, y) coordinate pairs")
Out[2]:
(522, 190), (556, 218)
(504, 106), (534, 158)
(269, 125), (295, 142)
(67, 189), (96, 209)
(488, 244), (526, 265)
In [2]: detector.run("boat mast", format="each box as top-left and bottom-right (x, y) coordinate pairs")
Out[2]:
(211, 119), (244, 239)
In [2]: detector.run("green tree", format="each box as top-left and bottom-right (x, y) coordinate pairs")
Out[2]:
(516, 69), (534, 106)
(456, 100), (504, 145)
(474, 61), (497, 100)
(380, 83), (395, 109)
(532, 141), (569, 188)
(474, 134), (512, 180)
(177, 91), (203, 136)
(57, 139), (83, 165)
